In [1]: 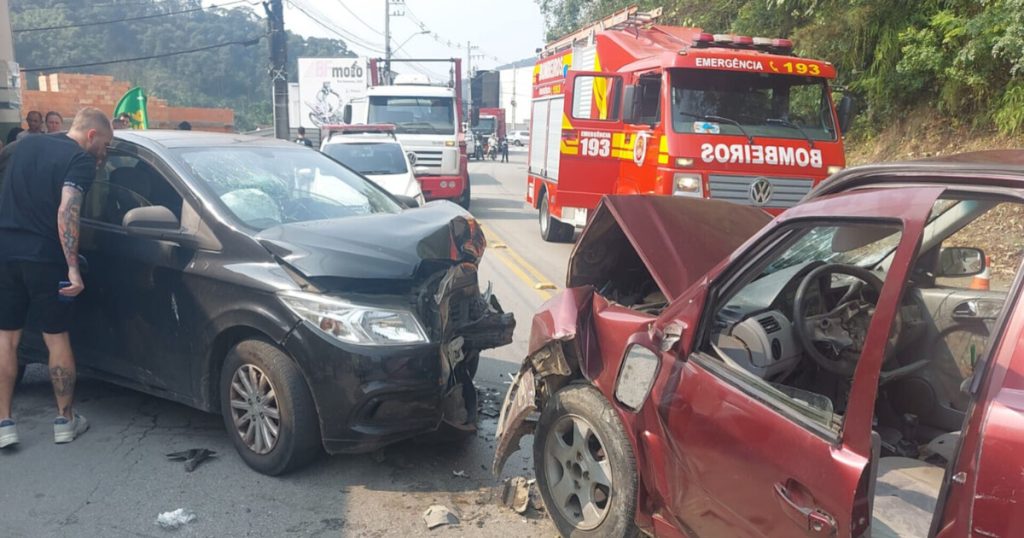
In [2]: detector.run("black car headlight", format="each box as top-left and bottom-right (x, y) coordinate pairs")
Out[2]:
(279, 291), (429, 346)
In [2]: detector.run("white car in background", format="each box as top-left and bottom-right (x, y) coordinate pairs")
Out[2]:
(320, 125), (425, 206)
(508, 130), (529, 146)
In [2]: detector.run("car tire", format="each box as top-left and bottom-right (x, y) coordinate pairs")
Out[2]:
(539, 192), (574, 243)
(534, 385), (640, 537)
(514, 140), (523, 146)
(458, 176), (471, 209)
(219, 339), (321, 476)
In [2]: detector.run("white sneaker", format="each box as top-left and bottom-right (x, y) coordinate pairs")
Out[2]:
(54, 413), (89, 444)
(0, 418), (17, 448)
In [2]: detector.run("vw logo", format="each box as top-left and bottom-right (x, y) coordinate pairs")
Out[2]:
(407, 152), (417, 165)
(749, 177), (773, 206)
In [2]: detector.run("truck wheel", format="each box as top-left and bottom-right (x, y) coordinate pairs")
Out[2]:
(539, 192), (573, 242)
(458, 176), (471, 209)
(534, 385), (640, 537)
(220, 339), (321, 476)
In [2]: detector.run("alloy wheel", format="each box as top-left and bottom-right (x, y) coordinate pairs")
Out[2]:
(229, 364), (281, 454)
(544, 413), (613, 530)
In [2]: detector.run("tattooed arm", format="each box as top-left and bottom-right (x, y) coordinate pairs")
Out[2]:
(57, 185), (85, 297)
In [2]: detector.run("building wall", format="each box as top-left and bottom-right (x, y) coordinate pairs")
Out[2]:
(20, 73), (234, 132)
(498, 65), (534, 132)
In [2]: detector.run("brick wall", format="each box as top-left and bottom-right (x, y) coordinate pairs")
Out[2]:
(21, 73), (234, 132)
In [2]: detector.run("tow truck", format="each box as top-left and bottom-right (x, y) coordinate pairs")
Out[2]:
(344, 58), (471, 208)
(526, 6), (852, 241)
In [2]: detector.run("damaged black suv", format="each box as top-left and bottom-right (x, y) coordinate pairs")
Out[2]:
(17, 131), (514, 475)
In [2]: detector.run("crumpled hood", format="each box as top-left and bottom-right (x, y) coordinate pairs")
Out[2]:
(255, 201), (484, 281)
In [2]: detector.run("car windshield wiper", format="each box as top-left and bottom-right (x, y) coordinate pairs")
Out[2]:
(766, 118), (816, 148)
(678, 111), (755, 145)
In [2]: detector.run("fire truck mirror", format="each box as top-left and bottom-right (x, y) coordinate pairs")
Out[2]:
(342, 104), (352, 125)
(837, 94), (854, 134)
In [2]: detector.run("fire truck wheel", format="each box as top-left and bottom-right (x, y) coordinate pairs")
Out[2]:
(539, 192), (574, 242)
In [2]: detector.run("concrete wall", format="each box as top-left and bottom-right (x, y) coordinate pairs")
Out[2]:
(21, 73), (234, 132)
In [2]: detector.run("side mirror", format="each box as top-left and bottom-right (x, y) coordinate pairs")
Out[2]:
(342, 104), (352, 124)
(621, 84), (637, 124)
(123, 206), (197, 247)
(837, 94), (854, 134)
(393, 194), (419, 208)
(937, 247), (985, 277)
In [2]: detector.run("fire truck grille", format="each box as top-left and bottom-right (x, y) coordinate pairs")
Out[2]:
(708, 175), (813, 208)
(412, 150), (444, 168)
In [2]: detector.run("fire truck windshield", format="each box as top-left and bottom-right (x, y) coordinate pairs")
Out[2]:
(670, 70), (836, 142)
(368, 96), (455, 135)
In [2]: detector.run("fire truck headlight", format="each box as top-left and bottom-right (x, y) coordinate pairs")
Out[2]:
(675, 157), (694, 168)
(673, 173), (703, 196)
(827, 165), (843, 175)
(445, 140), (456, 147)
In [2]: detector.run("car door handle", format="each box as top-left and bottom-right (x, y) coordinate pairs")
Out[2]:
(773, 482), (837, 536)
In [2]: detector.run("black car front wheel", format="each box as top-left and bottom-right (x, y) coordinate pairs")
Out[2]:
(534, 385), (640, 537)
(220, 339), (321, 475)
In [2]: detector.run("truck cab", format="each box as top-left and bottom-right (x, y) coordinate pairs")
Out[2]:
(346, 60), (471, 208)
(526, 7), (851, 241)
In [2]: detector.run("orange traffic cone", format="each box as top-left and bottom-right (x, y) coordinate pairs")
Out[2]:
(970, 256), (991, 290)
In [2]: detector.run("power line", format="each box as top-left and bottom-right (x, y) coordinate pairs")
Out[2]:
(21, 34), (265, 72)
(14, 0), (256, 33)
(335, 0), (384, 37)
(402, 3), (507, 65)
(287, 0), (385, 54)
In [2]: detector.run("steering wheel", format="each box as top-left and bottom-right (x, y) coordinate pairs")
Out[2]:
(793, 263), (902, 377)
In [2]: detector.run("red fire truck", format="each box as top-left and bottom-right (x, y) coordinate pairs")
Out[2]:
(526, 6), (852, 241)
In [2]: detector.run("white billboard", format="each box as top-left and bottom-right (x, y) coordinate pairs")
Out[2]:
(297, 57), (368, 129)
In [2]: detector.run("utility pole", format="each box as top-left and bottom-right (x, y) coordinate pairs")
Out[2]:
(265, 0), (289, 140)
(466, 41), (479, 119)
(384, 0), (391, 83)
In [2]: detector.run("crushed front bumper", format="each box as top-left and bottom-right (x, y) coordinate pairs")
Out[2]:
(285, 262), (515, 454)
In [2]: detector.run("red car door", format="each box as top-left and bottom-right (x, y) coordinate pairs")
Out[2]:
(645, 187), (943, 537)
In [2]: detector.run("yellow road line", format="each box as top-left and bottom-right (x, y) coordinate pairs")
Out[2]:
(481, 223), (556, 301)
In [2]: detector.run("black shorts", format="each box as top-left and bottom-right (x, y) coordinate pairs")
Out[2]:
(0, 260), (74, 334)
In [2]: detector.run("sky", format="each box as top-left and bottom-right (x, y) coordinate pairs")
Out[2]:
(209, 0), (547, 78)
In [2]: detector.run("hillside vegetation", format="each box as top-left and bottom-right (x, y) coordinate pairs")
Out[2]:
(539, 0), (1024, 138)
(11, 0), (354, 130)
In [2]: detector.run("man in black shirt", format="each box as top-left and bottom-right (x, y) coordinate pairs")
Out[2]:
(295, 126), (313, 147)
(0, 108), (112, 448)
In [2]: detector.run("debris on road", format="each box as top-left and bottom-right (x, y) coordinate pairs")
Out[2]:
(452, 470), (468, 478)
(166, 448), (216, 472)
(478, 386), (503, 418)
(423, 505), (460, 529)
(501, 476), (532, 514)
(155, 508), (196, 530)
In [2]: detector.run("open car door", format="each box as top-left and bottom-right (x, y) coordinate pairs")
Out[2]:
(639, 186), (944, 536)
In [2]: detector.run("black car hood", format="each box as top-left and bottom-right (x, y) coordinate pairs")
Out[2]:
(255, 202), (485, 281)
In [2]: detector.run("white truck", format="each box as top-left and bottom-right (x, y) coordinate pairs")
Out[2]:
(344, 59), (470, 208)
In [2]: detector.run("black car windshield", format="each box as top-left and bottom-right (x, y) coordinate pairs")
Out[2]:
(368, 96), (455, 135)
(174, 146), (401, 231)
(670, 69), (836, 141)
(322, 142), (408, 175)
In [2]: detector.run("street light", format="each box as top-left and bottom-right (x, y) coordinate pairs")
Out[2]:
(392, 30), (429, 55)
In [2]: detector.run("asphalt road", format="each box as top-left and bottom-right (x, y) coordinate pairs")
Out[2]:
(1, 150), (569, 537)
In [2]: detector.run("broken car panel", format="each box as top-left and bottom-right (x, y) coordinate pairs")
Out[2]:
(495, 152), (1024, 537)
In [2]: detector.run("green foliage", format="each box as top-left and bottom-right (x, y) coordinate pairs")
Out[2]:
(11, 0), (355, 131)
(536, 0), (1024, 135)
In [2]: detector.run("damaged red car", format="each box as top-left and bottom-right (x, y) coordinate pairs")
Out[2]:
(494, 150), (1024, 537)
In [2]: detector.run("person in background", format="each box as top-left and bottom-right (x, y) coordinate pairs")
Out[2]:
(295, 126), (313, 147)
(500, 137), (509, 163)
(45, 111), (64, 134)
(116, 113), (132, 130)
(177, 121), (192, 131)
(16, 111), (45, 140)
(0, 108), (114, 448)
